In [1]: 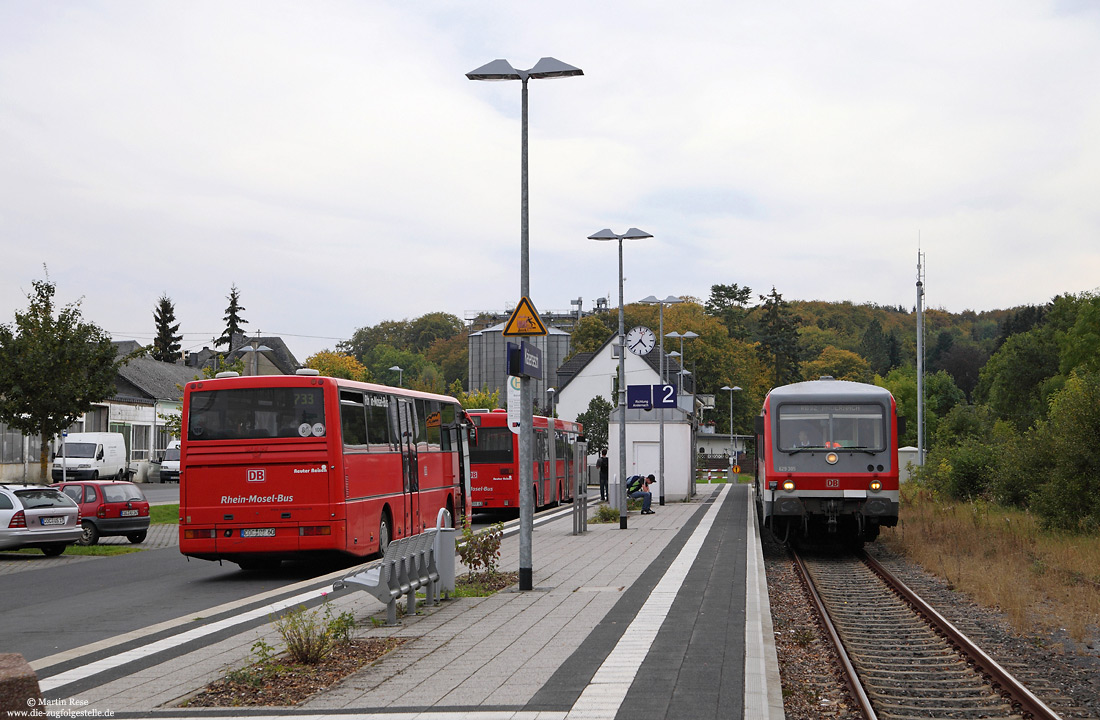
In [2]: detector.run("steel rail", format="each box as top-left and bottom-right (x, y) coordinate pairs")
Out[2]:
(790, 550), (877, 720)
(860, 551), (1063, 720)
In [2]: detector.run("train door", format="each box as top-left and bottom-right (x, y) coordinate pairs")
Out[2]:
(396, 398), (420, 535)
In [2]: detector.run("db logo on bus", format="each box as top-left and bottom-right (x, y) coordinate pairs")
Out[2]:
(247, 469), (266, 483)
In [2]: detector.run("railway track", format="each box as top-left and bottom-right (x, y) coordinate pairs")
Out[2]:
(792, 548), (1063, 720)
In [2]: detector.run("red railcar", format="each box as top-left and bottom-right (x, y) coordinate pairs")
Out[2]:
(179, 370), (471, 570)
(755, 377), (900, 544)
(466, 409), (583, 512)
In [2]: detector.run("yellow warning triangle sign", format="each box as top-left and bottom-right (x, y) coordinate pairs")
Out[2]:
(502, 296), (548, 336)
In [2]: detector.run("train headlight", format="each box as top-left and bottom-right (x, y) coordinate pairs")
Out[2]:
(826, 452), (839, 465)
(781, 480), (796, 492)
(869, 480), (882, 493)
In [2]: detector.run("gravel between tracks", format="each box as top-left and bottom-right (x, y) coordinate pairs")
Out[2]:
(763, 529), (1100, 719)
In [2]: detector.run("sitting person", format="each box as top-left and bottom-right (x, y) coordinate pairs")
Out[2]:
(630, 474), (655, 515)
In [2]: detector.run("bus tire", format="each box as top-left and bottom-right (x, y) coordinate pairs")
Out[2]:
(379, 512), (392, 555)
(446, 498), (456, 528)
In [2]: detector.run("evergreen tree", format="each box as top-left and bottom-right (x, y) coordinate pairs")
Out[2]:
(859, 318), (890, 376)
(704, 283), (753, 339)
(755, 287), (802, 387)
(215, 283), (247, 348)
(151, 295), (182, 362)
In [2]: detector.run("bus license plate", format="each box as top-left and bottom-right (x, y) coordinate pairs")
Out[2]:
(40, 516), (66, 526)
(120, 509), (138, 517)
(241, 528), (276, 538)
(472, 501), (484, 507)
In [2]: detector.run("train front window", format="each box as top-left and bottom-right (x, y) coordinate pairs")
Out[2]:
(778, 404), (885, 452)
(188, 388), (326, 441)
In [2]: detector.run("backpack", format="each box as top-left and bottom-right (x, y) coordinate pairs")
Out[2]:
(626, 475), (645, 494)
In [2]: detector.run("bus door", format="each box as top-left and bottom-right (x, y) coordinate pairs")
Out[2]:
(548, 427), (560, 502)
(535, 428), (548, 505)
(396, 398), (420, 535)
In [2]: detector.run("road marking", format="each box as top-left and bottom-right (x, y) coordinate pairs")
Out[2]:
(34, 502), (591, 689)
(39, 585), (331, 692)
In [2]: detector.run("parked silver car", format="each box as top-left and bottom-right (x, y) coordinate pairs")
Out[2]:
(0, 484), (83, 556)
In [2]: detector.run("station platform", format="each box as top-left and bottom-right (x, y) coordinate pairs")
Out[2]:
(32, 483), (784, 719)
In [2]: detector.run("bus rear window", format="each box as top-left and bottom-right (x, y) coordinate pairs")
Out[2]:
(469, 427), (514, 464)
(188, 388), (326, 441)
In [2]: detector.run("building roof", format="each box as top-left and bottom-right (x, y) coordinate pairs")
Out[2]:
(112, 342), (199, 403)
(183, 333), (301, 376)
(556, 334), (692, 395)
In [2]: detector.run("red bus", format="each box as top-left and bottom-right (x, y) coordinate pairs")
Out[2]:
(179, 369), (472, 570)
(466, 409), (583, 512)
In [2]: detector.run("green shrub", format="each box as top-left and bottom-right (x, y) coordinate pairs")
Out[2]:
(273, 601), (357, 665)
(457, 520), (503, 579)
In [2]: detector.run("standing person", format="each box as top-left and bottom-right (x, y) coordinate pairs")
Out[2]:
(596, 448), (609, 502)
(630, 474), (655, 515)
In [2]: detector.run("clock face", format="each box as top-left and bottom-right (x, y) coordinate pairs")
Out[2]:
(626, 326), (656, 355)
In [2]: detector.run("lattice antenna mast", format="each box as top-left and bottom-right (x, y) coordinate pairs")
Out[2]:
(916, 246), (926, 466)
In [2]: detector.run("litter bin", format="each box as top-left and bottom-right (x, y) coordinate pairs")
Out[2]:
(434, 509), (456, 599)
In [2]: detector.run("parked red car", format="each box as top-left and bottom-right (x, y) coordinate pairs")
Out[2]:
(52, 480), (150, 545)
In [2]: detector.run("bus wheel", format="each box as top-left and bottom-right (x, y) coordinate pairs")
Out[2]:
(446, 499), (456, 528)
(379, 513), (392, 555)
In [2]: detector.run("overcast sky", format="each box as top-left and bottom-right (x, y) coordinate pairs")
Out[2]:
(2, 1), (1098, 363)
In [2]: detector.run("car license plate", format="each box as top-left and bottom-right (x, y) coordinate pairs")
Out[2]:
(40, 516), (66, 526)
(120, 509), (139, 517)
(240, 528), (276, 538)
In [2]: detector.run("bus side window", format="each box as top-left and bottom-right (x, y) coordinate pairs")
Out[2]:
(414, 399), (430, 452)
(340, 393), (367, 449)
(366, 394), (391, 451)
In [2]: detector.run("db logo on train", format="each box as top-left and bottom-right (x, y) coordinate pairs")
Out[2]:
(247, 469), (266, 482)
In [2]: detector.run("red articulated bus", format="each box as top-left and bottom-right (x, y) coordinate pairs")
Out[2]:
(466, 409), (583, 512)
(179, 369), (472, 570)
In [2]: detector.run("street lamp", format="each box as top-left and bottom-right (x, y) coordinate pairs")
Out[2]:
(469, 57), (582, 591)
(640, 295), (682, 506)
(546, 387), (555, 416)
(590, 228), (653, 529)
(665, 331), (698, 394)
(389, 365), (403, 387)
(721, 385), (742, 480)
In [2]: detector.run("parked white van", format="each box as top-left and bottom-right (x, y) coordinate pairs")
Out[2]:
(51, 432), (129, 482)
(157, 440), (181, 483)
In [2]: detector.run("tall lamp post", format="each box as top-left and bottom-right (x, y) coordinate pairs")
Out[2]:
(389, 365), (403, 387)
(590, 228), (652, 529)
(721, 385), (742, 480)
(641, 295), (682, 506)
(468, 57), (582, 591)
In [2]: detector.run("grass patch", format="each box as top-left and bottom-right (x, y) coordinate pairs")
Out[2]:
(881, 484), (1100, 642)
(453, 571), (518, 597)
(150, 504), (178, 525)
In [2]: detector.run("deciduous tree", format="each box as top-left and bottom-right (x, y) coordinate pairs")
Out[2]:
(0, 275), (129, 479)
(305, 351), (371, 382)
(575, 395), (613, 454)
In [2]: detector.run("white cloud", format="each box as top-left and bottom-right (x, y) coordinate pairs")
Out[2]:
(2, 0), (1099, 362)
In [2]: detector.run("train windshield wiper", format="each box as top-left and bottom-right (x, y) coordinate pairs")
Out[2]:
(841, 446), (878, 454)
(786, 446), (824, 454)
